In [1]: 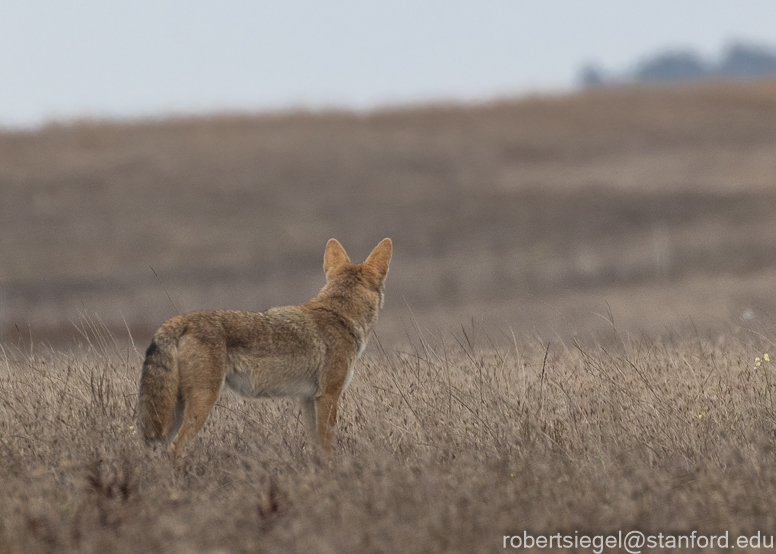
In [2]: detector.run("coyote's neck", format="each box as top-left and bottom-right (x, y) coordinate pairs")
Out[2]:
(307, 294), (376, 353)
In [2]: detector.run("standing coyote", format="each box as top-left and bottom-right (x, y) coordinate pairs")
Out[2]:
(138, 238), (392, 461)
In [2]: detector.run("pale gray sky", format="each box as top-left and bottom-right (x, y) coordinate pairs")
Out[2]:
(1, 0), (775, 127)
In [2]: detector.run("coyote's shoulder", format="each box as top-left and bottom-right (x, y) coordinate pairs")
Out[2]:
(138, 238), (392, 461)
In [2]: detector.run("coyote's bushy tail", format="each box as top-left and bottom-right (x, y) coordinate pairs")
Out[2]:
(138, 318), (186, 445)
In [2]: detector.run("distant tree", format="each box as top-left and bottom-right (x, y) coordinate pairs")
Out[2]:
(579, 64), (605, 87)
(578, 41), (776, 88)
(633, 50), (709, 83)
(717, 42), (776, 78)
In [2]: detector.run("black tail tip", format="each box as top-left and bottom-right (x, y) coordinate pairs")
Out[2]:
(144, 340), (158, 359)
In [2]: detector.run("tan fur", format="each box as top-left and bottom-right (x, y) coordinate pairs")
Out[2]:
(138, 238), (392, 462)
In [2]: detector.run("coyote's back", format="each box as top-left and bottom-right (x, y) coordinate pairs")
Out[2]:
(138, 237), (392, 462)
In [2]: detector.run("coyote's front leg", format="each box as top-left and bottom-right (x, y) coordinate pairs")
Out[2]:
(315, 392), (340, 453)
(301, 397), (319, 446)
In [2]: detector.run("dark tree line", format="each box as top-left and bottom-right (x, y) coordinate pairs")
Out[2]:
(581, 42), (776, 86)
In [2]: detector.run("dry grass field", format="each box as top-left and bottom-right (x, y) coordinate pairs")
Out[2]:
(1, 320), (776, 552)
(2, 80), (776, 343)
(2, 81), (776, 552)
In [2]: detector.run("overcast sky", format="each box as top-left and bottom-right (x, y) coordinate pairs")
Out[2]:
(1, 0), (775, 128)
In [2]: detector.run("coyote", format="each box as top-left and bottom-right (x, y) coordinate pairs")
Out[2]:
(138, 238), (392, 461)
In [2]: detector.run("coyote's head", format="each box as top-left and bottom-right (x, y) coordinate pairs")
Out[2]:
(321, 238), (392, 313)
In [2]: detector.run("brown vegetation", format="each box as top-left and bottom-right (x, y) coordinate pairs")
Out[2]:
(2, 81), (776, 551)
(1, 320), (775, 552)
(2, 81), (776, 343)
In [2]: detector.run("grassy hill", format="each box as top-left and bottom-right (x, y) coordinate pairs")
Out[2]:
(2, 81), (776, 552)
(2, 81), (776, 344)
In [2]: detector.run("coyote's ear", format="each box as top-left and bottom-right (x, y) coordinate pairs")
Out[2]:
(364, 238), (392, 282)
(324, 238), (351, 276)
